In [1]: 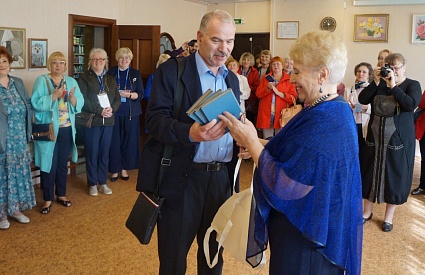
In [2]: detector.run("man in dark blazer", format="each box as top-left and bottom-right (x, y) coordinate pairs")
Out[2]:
(137, 10), (241, 275)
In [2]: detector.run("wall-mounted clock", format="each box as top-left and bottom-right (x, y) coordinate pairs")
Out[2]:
(320, 17), (337, 32)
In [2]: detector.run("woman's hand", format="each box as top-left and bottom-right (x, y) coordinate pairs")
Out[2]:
(373, 67), (382, 84)
(102, 107), (113, 118)
(267, 82), (274, 90)
(218, 112), (264, 165)
(52, 86), (64, 101)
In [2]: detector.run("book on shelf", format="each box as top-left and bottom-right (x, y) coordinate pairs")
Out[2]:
(186, 88), (242, 125)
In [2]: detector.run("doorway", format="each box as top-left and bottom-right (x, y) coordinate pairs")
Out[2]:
(68, 14), (115, 78)
(232, 33), (270, 62)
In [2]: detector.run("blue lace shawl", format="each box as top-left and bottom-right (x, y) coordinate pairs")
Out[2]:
(246, 97), (363, 275)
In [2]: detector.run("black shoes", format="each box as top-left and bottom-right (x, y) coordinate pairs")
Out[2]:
(382, 222), (393, 232)
(411, 187), (425, 195)
(363, 213), (373, 224)
(110, 176), (118, 182)
(121, 175), (129, 181)
(57, 198), (72, 207)
(40, 203), (52, 214)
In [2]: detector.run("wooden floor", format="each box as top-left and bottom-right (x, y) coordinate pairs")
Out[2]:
(1, 158), (425, 275)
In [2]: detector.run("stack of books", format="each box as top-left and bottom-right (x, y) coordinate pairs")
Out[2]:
(186, 88), (242, 125)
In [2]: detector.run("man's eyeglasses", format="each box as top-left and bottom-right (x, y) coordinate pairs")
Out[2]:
(390, 65), (404, 71)
(91, 58), (106, 62)
(118, 56), (131, 60)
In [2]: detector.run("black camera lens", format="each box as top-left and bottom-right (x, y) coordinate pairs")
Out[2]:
(380, 67), (389, 77)
(380, 64), (392, 77)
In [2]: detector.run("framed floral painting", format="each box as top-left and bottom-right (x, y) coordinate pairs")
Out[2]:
(354, 14), (389, 43)
(412, 15), (425, 44)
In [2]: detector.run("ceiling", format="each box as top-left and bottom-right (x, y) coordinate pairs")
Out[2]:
(184, 0), (269, 4)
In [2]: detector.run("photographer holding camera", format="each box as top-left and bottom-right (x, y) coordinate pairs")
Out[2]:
(358, 53), (422, 232)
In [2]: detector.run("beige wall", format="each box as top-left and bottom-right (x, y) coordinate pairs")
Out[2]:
(208, 0), (425, 90)
(4, 0), (205, 92)
(3, 0), (425, 92)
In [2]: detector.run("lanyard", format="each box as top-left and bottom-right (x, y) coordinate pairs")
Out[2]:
(117, 68), (129, 90)
(96, 74), (104, 93)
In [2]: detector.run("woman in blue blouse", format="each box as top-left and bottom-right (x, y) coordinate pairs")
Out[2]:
(220, 31), (363, 275)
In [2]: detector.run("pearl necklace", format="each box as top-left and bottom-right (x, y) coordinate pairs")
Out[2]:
(307, 93), (331, 109)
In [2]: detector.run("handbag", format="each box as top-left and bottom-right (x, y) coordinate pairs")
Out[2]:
(31, 76), (55, 141)
(204, 160), (266, 269)
(125, 58), (185, 245)
(75, 111), (95, 128)
(31, 123), (55, 141)
(279, 95), (302, 127)
(126, 191), (165, 244)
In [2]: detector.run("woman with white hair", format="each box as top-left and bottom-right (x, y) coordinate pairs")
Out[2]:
(219, 31), (363, 274)
(76, 48), (121, 196)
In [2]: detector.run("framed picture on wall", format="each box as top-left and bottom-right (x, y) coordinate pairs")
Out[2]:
(29, 38), (48, 68)
(412, 14), (425, 44)
(354, 14), (389, 43)
(277, 21), (299, 39)
(0, 27), (26, 69)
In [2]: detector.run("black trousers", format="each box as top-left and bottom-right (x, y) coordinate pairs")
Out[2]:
(41, 127), (72, 201)
(157, 166), (231, 275)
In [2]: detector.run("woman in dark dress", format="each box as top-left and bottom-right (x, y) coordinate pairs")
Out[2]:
(107, 47), (144, 181)
(359, 53), (422, 232)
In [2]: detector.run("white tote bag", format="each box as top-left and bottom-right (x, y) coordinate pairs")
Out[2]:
(203, 159), (266, 268)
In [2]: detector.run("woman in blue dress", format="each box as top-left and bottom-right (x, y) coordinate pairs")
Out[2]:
(107, 48), (144, 181)
(220, 31), (363, 275)
(0, 46), (36, 230)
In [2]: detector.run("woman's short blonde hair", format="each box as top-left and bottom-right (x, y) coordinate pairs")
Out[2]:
(260, 50), (272, 59)
(115, 47), (133, 61)
(47, 51), (67, 72)
(239, 52), (255, 67)
(289, 30), (347, 85)
(88, 48), (109, 70)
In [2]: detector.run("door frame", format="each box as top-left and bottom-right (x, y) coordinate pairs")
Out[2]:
(68, 14), (116, 77)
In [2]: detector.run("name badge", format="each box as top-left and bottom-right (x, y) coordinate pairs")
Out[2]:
(119, 90), (127, 103)
(97, 92), (111, 108)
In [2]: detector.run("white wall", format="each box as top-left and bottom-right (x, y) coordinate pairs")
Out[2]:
(3, 0), (204, 93)
(3, 0), (425, 93)
(209, 0), (425, 90)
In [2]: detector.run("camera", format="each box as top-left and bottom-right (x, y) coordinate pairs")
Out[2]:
(380, 63), (393, 77)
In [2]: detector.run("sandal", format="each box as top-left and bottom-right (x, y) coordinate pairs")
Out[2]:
(40, 203), (52, 214)
(57, 198), (72, 207)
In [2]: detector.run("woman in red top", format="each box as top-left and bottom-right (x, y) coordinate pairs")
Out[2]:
(238, 52), (260, 125)
(256, 56), (297, 139)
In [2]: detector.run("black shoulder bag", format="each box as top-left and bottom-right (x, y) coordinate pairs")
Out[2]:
(125, 58), (185, 245)
(31, 76), (55, 141)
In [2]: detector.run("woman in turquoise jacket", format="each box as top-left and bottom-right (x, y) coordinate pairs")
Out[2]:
(31, 52), (84, 214)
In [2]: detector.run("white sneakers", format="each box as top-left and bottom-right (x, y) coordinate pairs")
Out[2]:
(89, 184), (112, 196)
(11, 213), (30, 224)
(0, 219), (10, 230)
(99, 184), (112, 195)
(89, 186), (98, 196)
(0, 213), (30, 230)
